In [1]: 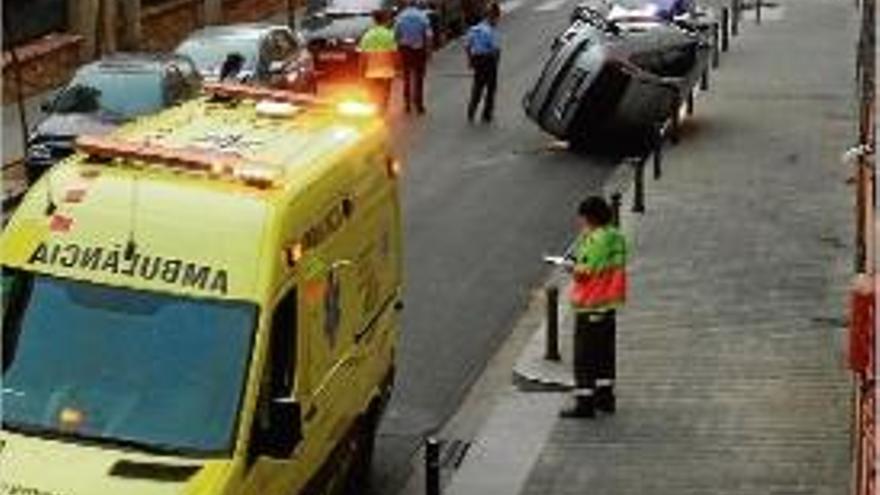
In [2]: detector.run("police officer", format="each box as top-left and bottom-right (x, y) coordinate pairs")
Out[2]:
(394, 0), (433, 114)
(358, 10), (398, 111)
(560, 196), (628, 418)
(465, 3), (501, 123)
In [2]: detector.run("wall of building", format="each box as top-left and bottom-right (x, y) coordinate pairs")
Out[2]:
(2, 0), (291, 104)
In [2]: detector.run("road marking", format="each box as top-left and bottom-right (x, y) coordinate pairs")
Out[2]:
(501, 0), (525, 13)
(534, 0), (568, 12)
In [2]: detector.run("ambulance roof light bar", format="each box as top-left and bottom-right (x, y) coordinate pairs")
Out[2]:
(204, 82), (379, 118)
(204, 82), (323, 106)
(75, 135), (280, 189)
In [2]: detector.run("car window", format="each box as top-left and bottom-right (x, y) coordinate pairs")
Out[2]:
(176, 35), (260, 75)
(265, 31), (296, 63)
(54, 68), (164, 119)
(2, 272), (257, 455)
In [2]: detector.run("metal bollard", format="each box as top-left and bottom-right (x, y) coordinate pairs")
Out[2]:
(632, 159), (645, 213)
(711, 23), (720, 68)
(545, 286), (561, 361)
(610, 192), (622, 227)
(721, 7), (730, 52)
(732, 0), (740, 36)
(653, 135), (663, 180)
(686, 91), (695, 115)
(670, 103), (681, 145)
(756, 0), (762, 24)
(700, 68), (709, 91)
(425, 437), (441, 495)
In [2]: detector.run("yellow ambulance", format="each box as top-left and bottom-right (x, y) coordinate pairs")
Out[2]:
(0, 84), (403, 495)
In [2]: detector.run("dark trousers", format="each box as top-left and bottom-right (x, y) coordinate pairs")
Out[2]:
(468, 54), (499, 121)
(573, 311), (616, 398)
(400, 46), (428, 111)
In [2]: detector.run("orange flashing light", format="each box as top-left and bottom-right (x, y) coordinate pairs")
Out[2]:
(204, 82), (321, 106)
(386, 156), (401, 178)
(59, 407), (85, 430)
(337, 100), (378, 118)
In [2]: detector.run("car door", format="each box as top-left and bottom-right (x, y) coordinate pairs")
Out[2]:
(240, 285), (311, 495)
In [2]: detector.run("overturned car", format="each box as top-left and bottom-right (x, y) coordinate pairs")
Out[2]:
(524, 2), (712, 153)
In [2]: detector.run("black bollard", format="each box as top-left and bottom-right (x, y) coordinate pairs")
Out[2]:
(610, 192), (622, 227)
(670, 103), (681, 145)
(686, 91), (695, 115)
(732, 0), (740, 36)
(545, 286), (561, 361)
(653, 134), (663, 180)
(425, 437), (440, 495)
(721, 8), (730, 52)
(632, 159), (645, 213)
(700, 67), (710, 91)
(712, 23), (720, 68)
(756, 0), (762, 24)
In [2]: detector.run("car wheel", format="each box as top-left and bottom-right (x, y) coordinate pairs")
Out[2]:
(342, 409), (379, 495)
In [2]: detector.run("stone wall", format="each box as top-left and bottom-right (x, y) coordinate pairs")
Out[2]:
(2, 34), (82, 104)
(140, 0), (203, 52)
(1, 0), (292, 103)
(222, 0), (288, 23)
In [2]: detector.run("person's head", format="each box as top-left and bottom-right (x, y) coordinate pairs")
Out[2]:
(485, 2), (501, 25)
(372, 9), (391, 25)
(219, 52), (245, 81)
(577, 196), (613, 231)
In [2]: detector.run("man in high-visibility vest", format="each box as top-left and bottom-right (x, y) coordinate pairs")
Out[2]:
(560, 196), (628, 418)
(358, 10), (398, 111)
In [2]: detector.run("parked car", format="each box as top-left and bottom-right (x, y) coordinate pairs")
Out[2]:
(302, 0), (397, 76)
(175, 23), (316, 91)
(25, 53), (201, 184)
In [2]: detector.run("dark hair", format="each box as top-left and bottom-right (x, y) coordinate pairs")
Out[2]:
(483, 2), (501, 20)
(372, 9), (391, 23)
(219, 52), (245, 81)
(578, 196), (613, 226)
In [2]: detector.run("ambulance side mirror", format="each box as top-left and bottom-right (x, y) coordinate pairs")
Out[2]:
(259, 398), (303, 459)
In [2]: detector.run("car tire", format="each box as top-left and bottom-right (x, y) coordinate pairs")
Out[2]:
(343, 407), (379, 495)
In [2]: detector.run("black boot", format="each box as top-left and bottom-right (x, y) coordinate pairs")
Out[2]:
(595, 388), (616, 414)
(559, 395), (595, 419)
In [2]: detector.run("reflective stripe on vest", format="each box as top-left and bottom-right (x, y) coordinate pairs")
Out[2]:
(363, 51), (397, 79)
(570, 226), (628, 311)
(359, 26), (397, 79)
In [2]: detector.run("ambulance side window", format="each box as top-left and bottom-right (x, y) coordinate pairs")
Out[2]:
(269, 288), (297, 398)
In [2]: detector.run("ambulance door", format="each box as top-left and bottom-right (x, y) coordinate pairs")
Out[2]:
(295, 197), (363, 493)
(240, 284), (308, 495)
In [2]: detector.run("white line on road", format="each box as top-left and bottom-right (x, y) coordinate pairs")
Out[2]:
(533, 0), (568, 12)
(501, 0), (525, 13)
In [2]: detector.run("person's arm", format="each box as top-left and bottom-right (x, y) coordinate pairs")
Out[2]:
(464, 30), (474, 68)
(422, 12), (434, 48)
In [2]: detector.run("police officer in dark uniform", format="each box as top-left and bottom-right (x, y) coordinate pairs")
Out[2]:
(464, 3), (501, 123)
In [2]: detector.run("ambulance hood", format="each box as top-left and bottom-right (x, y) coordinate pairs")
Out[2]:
(0, 163), (271, 301)
(0, 431), (229, 495)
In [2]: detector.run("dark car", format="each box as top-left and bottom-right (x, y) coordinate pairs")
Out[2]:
(25, 53), (201, 184)
(175, 23), (316, 92)
(301, 0), (396, 77)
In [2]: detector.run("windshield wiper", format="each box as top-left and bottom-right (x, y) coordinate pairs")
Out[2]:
(2, 420), (214, 458)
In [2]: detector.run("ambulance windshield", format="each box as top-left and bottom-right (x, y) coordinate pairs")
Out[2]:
(1, 271), (256, 456)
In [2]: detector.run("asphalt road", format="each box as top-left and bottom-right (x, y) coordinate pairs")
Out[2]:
(371, 0), (623, 492)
